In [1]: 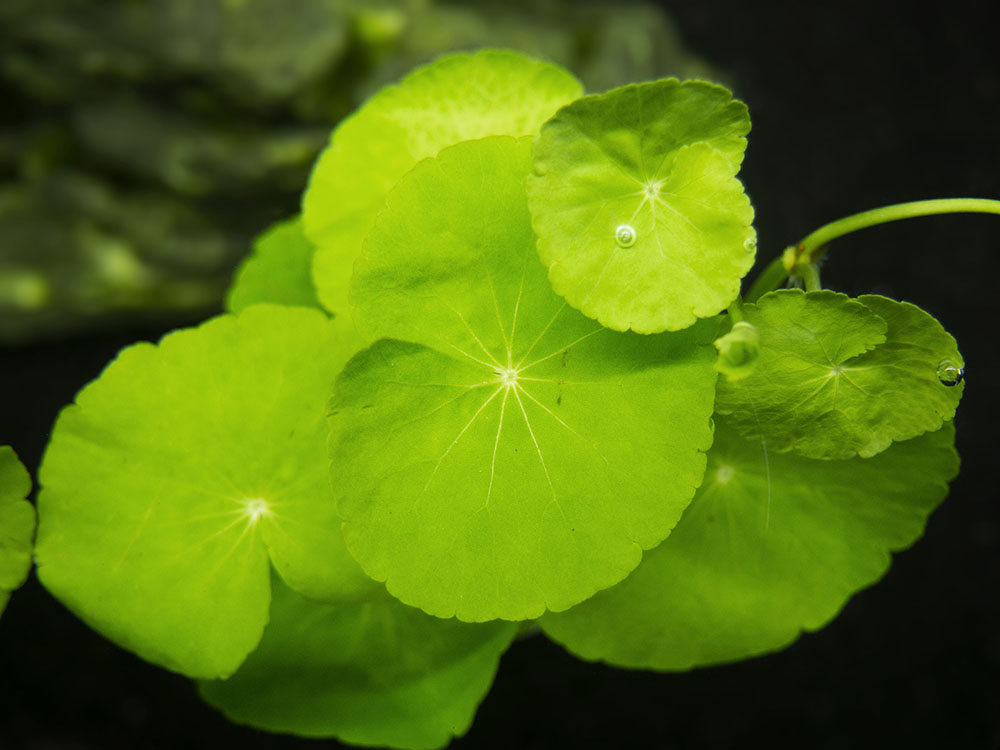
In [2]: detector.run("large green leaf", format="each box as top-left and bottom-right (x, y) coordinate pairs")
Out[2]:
(35, 305), (375, 678)
(0, 446), (34, 617)
(540, 420), (959, 670)
(715, 290), (964, 458)
(226, 216), (323, 313)
(199, 572), (517, 750)
(302, 48), (583, 316)
(527, 78), (755, 333)
(333, 136), (719, 622)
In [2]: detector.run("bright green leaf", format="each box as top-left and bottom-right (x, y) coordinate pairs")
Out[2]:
(226, 216), (323, 313)
(334, 136), (719, 622)
(35, 305), (375, 678)
(527, 79), (755, 333)
(0, 446), (34, 617)
(716, 290), (964, 458)
(714, 320), (760, 380)
(302, 48), (583, 315)
(199, 571), (517, 750)
(539, 420), (958, 670)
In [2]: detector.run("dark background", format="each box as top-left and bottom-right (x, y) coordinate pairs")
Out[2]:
(2, 1), (998, 748)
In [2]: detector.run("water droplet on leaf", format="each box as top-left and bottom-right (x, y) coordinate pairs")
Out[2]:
(744, 236), (757, 251)
(936, 359), (964, 387)
(615, 224), (637, 248)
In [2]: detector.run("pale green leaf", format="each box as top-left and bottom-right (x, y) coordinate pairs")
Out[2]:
(302, 48), (583, 315)
(35, 305), (375, 678)
(713, 320), (760, 380)
(716, 290), (964, 458)
(0, 446), (34, 617)
(199, 571), (517, 750)
(226, 216), (323, 313)
(539, 420), (959, 670)
(334, 136), (719, 622)
(527, 79), (755, 333)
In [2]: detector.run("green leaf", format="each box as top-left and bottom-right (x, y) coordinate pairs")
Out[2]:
(199, 571), (517, 750)
(539, 420), (959, 670)
(713, 320), (760, 380)
(35, 305), (375, 679)
(527, 79), (755, 333)
(226, 216), (323, 313)
(715, 290), (965, 458)
(334, 136), (719, 622)
(302, 48), (583, 316)
(0, 446), (34, 617)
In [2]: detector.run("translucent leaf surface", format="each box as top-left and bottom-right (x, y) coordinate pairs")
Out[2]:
(334, 136), (719, 622)
(302, 48), (583, 315)
(35, 305), (375, 678)
(0, 446), (34, 617)
(226, 217), (322, 313)
(199, 572), (517, 750)
(527, 79), (755, 333)
(540, 420), (958, 670)
(716, 290), (965, 458)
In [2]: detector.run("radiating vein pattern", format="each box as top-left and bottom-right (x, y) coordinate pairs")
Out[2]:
(334, 135), (721, 622)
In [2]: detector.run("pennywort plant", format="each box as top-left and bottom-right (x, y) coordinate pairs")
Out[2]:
(23, 49), (996, 748)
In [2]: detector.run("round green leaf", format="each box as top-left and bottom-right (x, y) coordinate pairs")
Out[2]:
(527, 78), (755, 333)
(302, 48), (583, 316)
(539, 420), (959, 670)
(716, 290), (965, 458)
(0, 446), (34, 617)
(35, 305), (376, 678)
(226, 216), (323, 313)
(199, 572), (517, 750)
(335, 136), (719, 622)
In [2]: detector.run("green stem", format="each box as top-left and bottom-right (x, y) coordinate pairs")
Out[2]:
(727, 295), (746, 323)
(800, 263), (822, 291)
(745, 251), (793, 303)
(797, 198), (1000, 260)
(746, 198), (1000, 301)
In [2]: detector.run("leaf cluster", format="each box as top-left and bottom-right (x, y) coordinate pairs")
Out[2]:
(26, 49), (965, 749)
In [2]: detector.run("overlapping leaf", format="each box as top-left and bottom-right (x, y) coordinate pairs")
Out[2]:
(0, 446), (34, 617)
(200, 572), (517, 750)
(540, 420), (958, 670)
(715, 290), (965, 458)
(226, 216), (323, 313)
(35, 305), (374, 678)
(302, 48), (583, 315)
(332, 136), (719, 622)
(527, 78), (755, 333)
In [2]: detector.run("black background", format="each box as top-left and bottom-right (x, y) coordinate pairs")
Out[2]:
(2, 2), (998, 748)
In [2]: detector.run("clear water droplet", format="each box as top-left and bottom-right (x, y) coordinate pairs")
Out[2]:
(936, 359), (964, 387)
(744, 236), (757, 251)
(615, 224), (637, 248)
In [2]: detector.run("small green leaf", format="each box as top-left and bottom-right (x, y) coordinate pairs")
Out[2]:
(714, 320), (760, 380)
(226, 216), (323, 313)
(716, 290), (965, 458)
(302, 49), (583, 316)
(539, 420), (959, 670)
(199, 571), (517, 750)
(334, 136), (719, 622)
(35, 305), (375, 678)
(0, 446), (34, 617)
(527, 79), (755, 333)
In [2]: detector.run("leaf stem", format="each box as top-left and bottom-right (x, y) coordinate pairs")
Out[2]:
(745, 198), (1000, 302)
(800, 263), (822, 292)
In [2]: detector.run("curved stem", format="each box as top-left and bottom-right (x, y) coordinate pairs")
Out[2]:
(797, 198), (1000, 260)
(746, 198), (1000, 301)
